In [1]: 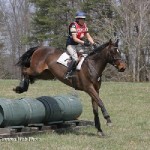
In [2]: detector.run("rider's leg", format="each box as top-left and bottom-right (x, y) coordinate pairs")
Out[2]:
(67, 45), (78, 61)
(64, 45), (78, 79)
(64, 59), (76, 78)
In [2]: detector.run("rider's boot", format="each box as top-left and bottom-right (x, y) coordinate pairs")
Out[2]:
(64, 60), (77, 79)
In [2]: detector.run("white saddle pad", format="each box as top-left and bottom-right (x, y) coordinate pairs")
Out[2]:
(57, 52), (87, 70)
(57, 52), (71, 67)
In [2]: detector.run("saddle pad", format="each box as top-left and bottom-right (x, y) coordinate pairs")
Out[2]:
(57, 52), (87, 70)
(57, 52), (71, 67)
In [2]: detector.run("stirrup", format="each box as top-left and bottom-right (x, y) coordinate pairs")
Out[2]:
(64, 72), (71, 79)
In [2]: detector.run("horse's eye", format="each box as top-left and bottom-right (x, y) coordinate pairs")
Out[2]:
(115, 48), (121, 54)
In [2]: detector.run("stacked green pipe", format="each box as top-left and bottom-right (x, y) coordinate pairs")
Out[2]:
(0, 95), (82, 127)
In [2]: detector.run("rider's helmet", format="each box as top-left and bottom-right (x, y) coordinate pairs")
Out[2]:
(75, 11), (86, 19)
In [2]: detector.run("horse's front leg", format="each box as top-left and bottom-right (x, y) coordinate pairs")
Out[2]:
(92, 99), (105, 137)
(88, 86), (112, 128)
(13, 74), (30, 93)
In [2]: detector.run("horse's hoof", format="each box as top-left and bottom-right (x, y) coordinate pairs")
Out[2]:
(106, 122), (113, 127)
(13, 88), (18, 93)
(13, 87), (23, 94)
(97, 131), (105, 137)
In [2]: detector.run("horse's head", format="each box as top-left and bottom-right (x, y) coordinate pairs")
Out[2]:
(107, 39), (126, 72)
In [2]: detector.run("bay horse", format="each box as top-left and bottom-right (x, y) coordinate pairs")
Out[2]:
(13, 39), (126, 137)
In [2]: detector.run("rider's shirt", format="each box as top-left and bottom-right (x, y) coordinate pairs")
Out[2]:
(66, 21), (88, 46)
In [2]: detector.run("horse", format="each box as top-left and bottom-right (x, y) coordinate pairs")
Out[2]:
(13, 39), (126, 137)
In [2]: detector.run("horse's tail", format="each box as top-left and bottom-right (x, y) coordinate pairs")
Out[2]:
(16, 46), (39, 68)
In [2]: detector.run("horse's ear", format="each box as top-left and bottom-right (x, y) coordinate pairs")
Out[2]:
(115, 39), (119, 47)
(109, 39), (112, 44)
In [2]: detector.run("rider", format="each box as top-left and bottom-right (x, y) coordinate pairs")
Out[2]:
(64, 11), (97, 79)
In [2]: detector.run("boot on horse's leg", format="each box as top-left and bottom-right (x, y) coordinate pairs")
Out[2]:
(64, 59), (77, 79)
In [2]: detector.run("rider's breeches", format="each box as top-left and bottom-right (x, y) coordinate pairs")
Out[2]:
(67, 45), (84, 62)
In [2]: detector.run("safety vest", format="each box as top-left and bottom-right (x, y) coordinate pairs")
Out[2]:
(69, 22), (88, 39)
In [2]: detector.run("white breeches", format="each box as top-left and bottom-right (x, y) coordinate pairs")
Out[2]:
(67, 45), (84, 61)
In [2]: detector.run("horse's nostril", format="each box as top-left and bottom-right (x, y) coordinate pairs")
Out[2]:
(119, 68), (125, 72)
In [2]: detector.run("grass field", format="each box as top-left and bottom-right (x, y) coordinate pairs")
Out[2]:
(0, 80), (149, 150)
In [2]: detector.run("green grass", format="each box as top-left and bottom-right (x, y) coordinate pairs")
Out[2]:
(0, 80), (150, 150)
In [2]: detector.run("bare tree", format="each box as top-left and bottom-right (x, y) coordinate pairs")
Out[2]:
(112, 0), (150, 81)
(0, 0), (31, 78)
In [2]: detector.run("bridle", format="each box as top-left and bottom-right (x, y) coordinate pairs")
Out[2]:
(108, 47), (123, 67)
(88, 43), (124, 67)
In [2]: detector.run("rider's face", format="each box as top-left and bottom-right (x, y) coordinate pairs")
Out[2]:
(78, 18), (85, 25)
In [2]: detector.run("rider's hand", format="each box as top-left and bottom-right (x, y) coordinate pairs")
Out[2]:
(84, 41), (91, 47)
(92, 43), (98, 49)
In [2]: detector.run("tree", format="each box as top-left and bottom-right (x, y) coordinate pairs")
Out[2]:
(30, 0), (75, 48)
(112, 0), (150, 81)
(0, 0), (31, 78)
(30, 0), (113, 47)
(82, 0), (115, 42)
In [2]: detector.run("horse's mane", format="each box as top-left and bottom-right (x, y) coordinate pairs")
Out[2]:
(16, 46), (39, 67)
(88, 41), (110, 56)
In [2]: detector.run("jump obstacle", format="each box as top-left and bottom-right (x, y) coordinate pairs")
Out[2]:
(0, 95), (94, 138)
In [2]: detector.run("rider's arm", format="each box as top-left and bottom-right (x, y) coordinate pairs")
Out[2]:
(85, 33), (94, 45)
(70, 24), (84, 45)
(72, 33), (84, 45)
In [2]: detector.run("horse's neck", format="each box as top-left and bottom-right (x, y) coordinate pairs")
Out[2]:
(88, 53), (108, 77)
(90, 44), (109, 76)
(94, 58), (107, 75)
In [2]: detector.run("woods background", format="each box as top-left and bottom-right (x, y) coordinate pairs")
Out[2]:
(0, 0), (149, 82)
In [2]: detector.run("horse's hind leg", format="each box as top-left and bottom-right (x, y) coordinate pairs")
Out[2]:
(13, 74), (30, 93)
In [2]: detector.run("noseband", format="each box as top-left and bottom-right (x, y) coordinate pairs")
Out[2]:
(111, 57), (122, 67)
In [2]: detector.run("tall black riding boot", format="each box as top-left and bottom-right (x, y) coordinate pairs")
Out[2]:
(64, 60), (76, 79)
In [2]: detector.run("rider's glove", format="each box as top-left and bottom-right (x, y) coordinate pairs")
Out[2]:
(84, 41), (91, 47)
(92, 43), (98, 50)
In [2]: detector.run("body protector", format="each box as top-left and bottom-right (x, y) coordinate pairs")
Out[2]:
(66, 22), (88, 46)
